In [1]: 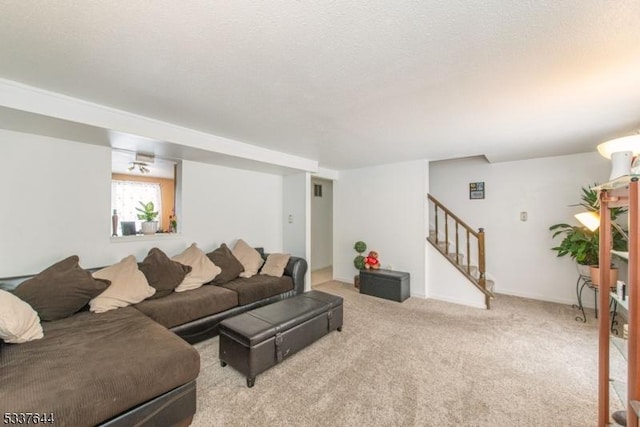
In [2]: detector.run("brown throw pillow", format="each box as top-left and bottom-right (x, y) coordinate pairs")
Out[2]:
(13, 256), (110, 321)
(138, 248), (191, 299)
(206, 243), (244, 284)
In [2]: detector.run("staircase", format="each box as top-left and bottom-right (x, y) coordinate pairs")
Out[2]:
(427, 194), (495, 309)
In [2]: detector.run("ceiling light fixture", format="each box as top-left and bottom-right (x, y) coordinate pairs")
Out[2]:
(135, 152), (155, 164)
(597, 133), (640, 180)
(128, 161), (151, 174)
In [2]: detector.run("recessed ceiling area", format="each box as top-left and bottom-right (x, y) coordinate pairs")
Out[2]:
(111, 150), (175, 180)
(0, 1), (639, 169)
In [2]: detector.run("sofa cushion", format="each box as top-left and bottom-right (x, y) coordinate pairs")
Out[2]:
(206, 243), (244, 284)
(233, 239), (265, 278)
(13, 256), (110, 321)
(260, 253), (291, 278)
(0, 307), (200, 427)
(138, 248), (191, 299)
(90, 255), (156, 313)
(220, 275), (294, 306)
(134, 284), (239, 328)
(0, 290), (43, 343)
(172, 243), (221, 292)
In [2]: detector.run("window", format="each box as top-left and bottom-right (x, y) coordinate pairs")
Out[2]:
(111, 150), (179, 237)
(112, 180), (163, 232)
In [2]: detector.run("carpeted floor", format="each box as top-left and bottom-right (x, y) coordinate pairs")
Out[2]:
(192, 281), (625, 426)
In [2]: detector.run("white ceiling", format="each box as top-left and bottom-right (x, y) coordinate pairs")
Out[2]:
(0, 1), (639, 170)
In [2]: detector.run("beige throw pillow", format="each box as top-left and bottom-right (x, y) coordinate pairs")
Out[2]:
(232, 239), (264, 278)
(260, 253), (291, 277)
(172, 243), (222, 292)
(90, 255), (156, 313)
(0, 289), (44, 343)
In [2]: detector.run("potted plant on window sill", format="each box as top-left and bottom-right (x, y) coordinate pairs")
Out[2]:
(136, 201), (159, 235)
(549, 185), (627, 286)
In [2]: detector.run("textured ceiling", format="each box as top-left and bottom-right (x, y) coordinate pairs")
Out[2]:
(0, 1), (639, 169)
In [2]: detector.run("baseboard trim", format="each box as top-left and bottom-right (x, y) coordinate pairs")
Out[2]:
(496, 289), (581, 307)
(428, 293), (486, 309)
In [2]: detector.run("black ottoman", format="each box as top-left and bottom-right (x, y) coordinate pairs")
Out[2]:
(218, 290), (343, 387)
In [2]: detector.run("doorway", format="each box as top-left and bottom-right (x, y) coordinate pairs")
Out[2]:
(310, 178), (333, 287)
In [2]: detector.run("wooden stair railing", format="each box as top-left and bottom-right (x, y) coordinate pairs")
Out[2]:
(427, 194), (494, 309)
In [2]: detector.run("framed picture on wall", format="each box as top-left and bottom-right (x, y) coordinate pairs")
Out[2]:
(469, 182), (485, 199)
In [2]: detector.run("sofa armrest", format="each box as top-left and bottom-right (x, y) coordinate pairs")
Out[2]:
(260, 252), (307, 294)
(284, 256), (307, 294)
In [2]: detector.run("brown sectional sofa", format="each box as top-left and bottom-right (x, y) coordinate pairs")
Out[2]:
(0, 251), (307, 427)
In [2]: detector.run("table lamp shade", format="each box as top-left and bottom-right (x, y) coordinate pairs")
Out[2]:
(597, 135), (640, 180)
(575, 211), (600, 232)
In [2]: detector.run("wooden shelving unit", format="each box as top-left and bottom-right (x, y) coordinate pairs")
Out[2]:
(597, 176), (640, 427)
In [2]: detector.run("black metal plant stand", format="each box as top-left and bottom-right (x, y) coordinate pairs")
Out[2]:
(573, 273), (620, 334)
(611, 297), (620, 336)
(573, 274), (597, 322)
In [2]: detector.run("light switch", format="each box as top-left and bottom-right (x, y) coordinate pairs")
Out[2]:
(288, 214), (294, 224)
(520, 211), (528, 222)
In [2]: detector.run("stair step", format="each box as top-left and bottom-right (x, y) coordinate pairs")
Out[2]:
(464, 266), (495, 292)
(428, 234), (495, 295)
(447, 253), (465, 263)
(486, 279), (495, 293)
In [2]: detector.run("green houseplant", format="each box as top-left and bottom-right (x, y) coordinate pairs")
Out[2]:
(353, 241), (367, 287)
(136, 201), (159, 235)
(353, 241), (367, 270)
(549, 185), (627, 284)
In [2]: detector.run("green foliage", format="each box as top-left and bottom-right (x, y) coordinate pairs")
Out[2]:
(549, 185), (627, 266)
(135, 201), (159, 222)
(549, 223), (600, 266)
(353, 241), (367, 270)
(354, 241), (367, 254)
(578, 184), (627, 220)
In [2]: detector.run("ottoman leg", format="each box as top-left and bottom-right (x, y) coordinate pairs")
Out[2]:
(247, 377), (255, 388)
(337, 326), (342, 332)
(220, 360), (227, 367)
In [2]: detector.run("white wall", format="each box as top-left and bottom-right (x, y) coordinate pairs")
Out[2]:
(426, 244), (486, 308)
(283, 173), (310, 258)
(0, 129), (284, 276)
(310, 178), (333, 270)
(429, 152), (611, 306)
(334, 160), (429, 297)
(283, 173), (311, 289)
(180, 159), (283, 253)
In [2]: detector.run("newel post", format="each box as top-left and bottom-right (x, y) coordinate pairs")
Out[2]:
(478, 228), (486, 288)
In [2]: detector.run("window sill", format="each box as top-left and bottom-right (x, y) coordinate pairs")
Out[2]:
(110, 233), (182, 244)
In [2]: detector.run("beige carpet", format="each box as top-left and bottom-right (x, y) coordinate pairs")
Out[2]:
(311, 266), (332, 287)
(192, 281), (624, 426)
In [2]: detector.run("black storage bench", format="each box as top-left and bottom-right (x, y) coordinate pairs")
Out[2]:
(359, 269), (410, 302)
(218, 290), (343, 387)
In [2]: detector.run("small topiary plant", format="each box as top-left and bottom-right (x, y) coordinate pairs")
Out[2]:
(353, 241), (367, 270)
